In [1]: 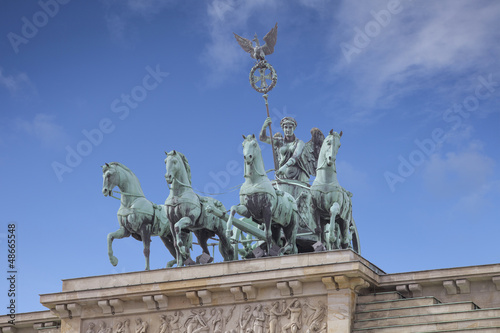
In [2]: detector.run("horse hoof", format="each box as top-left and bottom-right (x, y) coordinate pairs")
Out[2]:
(110, 256), (118, 266)
(166, 260), (176, 268)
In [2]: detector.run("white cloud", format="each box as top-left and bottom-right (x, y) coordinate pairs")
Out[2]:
(330, 0), (500, 115)
(15, 114), (69, 150)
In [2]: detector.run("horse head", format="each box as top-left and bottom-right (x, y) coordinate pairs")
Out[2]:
(102, 162), (118, 197)
(242, 134), (267, 178)
(318, 130), (342, 169)
(165, 150), (191, 186)
(242, 134), (260, 166)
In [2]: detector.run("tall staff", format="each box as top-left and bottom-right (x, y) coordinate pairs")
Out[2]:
(234, 23), (279, 171)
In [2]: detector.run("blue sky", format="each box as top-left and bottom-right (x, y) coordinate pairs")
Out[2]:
(1, 0), (499, 314)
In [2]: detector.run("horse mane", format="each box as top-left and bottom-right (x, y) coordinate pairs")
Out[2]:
(108, 162), (139, 181)
(109, 162), (131, 173)
(177, 152), (192, 185)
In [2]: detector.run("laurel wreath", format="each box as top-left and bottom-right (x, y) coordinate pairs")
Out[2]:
(249, 61), (278, 94)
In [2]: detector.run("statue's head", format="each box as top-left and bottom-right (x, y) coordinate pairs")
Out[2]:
(280, 117), (297, 137)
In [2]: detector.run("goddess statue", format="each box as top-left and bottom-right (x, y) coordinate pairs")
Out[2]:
(259, 116), (324, 198)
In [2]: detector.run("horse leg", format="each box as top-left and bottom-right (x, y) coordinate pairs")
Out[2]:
(334, 222), (341, 249)
(280, 212), (298, 255)
(227, 206), (237, 238)
(215, 220), (235, 262)
(328, 202), (341, 250)
(140, 224), (152, 271)
(195, 230), (211, 256)
(336, 218), (351, 249)
(168, 218), (183, 267)
(340, 215), (351, 249)
(313, 209), (324, 245)
(107, 223), (130, 266)
(174, 217), (193, 266)
(263, 202), (273, 256)
(160, 235), (178, 268)
(227, 204), (250, 237)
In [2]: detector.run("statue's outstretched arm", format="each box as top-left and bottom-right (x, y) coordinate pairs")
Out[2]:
(259, 117), (273, 144)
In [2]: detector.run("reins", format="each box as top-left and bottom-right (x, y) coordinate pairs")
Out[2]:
(168, 175), (243, 196)
(108, 190), (144, 201)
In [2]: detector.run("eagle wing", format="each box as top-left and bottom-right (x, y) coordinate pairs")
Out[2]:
(301, 127), (325, 177)
(261, 23), (278, 56)
(233, 33), (255, 58)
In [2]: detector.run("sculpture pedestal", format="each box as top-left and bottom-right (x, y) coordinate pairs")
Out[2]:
(5, 251), (500, 332)
(39, 250), (381, 333)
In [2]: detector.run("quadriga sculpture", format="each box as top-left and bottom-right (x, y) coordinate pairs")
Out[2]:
(227, 135), (299, 256)
(164, 150), (234, 266)
(102, 162), (191, 270)
(310, 130), (360, 252)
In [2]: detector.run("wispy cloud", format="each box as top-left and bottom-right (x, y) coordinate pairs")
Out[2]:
(336, 159), (369, 192)
(449, 180), (500, 220)
(329, 0), (500, 120)
(101, 0), (174, 44)
(201, 0), (281, 87)
(105, 13), (128, 44)
(422, 140), (495, 198)
(15, 114), (69, 150)
(298, 0), (329, 11)
(0, 68), (37, 97)
(126, 0), (173, 16)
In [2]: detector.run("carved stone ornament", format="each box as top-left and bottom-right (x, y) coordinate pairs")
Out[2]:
(82, 298), (327, 333)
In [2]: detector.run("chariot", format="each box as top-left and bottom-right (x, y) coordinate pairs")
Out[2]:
(101, 24), (361, 269)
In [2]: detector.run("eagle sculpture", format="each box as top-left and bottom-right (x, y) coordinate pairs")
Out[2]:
(234, 23), (278, 61)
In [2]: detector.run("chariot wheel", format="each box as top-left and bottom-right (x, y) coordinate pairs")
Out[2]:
(348, 219), (361, 254)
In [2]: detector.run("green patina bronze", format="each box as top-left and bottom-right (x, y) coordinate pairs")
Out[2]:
(164, 150), (234, 266)
(227, 135), (299, 257)
(102, 162), (192, 270)
(310, 130), (360, 253)
(100, 23), (361, 270)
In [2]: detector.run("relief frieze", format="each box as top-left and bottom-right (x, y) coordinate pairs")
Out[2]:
(83, 298), (327, 333)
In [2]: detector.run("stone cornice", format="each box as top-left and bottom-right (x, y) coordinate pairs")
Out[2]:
(379, 263), (500, 286)
(39, 251), (381, 312)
